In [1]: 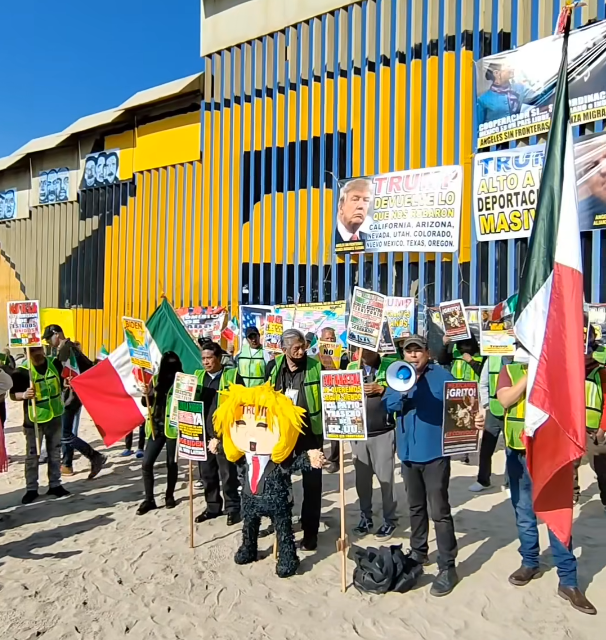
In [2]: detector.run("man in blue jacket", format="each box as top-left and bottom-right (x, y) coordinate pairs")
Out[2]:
(384, 334), (482, 597)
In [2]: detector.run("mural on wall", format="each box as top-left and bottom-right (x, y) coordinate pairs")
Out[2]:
(80, 150), (120, 189)
(0, 189), (17, 221)
(39, 168), (70, 204)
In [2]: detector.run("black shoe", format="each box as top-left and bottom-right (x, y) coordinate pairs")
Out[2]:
(430, 567), (459, 597)
(227, 512), (242, 526)
(21, 490), (39, 505)
(88, 454), (107, 480)
(165, 495), (176, 509)
(404, 548), (428, 568)
(136, 499), (157, 516)
(374, 523), (396, 542)
(325, 462), (339, 474)
(300, 535), (318, 551)
(195, 510), (222, 523)
(508, 565), (541, 586)
(46, 485), (70, 499)
(353, 516), (373, 536)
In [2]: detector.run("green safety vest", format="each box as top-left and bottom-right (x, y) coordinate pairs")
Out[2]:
(270, 355), (322, 435)
(0, 352), (10, 367)
(488, 356), (505, 418)
(193, 367), (239, 403)
(593, 346), (606, 365)
(503, 363), (527, 451)
(145, 384), (178, 440)
(19, 359), (64, 424)
(451, 355), (483, 382)
(237, 343), (266, 387)
(585, 366), (604, 431)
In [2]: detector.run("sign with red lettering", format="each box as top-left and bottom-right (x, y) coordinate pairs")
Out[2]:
(320, 370), (367, 440)
(177, 400), (207, 462)
(7, 300), (42, 348)
(442, 381), (481, 456)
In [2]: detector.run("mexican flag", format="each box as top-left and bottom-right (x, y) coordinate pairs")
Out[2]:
(61, 349), (80, 379)
(513, 20), (585, 545)
(72, 300), (202, 446)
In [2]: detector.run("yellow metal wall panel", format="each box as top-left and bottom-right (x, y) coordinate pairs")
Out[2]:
(105, 130), (135, 181)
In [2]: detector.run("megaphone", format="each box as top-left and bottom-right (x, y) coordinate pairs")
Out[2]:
(386, 360), (417, 393)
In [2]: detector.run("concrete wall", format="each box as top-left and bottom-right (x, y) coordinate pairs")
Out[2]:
(200, 0), (357, 55)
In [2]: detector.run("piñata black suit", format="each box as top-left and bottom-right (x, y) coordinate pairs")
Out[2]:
(234, 451), (314, 578)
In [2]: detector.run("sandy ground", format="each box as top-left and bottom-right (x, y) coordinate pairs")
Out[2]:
(0, 401), (604, 640)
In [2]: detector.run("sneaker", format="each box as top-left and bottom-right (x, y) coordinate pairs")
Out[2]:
(165, 495), (176, 509)
(120, 449), (134, 457)
(374, 523), (396, 542)
(430, 567), (459, 597)
(61, 465), (75, 477)
(353, 516), (374, 536)
(88, 454), (107, 480)
(135, 449), (144, 459)
(21, 490), (39, 505)
(300, 535), (318, 551)
(194, 480), (204, 489)
(469, 481), (489, 493)
(46, 485), (70, 499)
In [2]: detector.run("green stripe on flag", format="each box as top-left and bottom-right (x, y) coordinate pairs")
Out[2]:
(515, 32), (570, 322)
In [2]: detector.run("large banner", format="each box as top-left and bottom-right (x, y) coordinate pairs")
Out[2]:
(474, 131), (606, 240)
(239, 305), (274, 343)
(176, 306), (226, 342)
(335, 167), (463, 255)
(274, 301), (347, 348)
(476, 21), (606, 148)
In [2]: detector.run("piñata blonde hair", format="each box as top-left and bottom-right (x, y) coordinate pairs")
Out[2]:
(213, 382), (306, 464)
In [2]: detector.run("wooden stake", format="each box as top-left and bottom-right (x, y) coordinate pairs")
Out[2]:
(26, 347), (41, 456)
(336, 439), (348, 593)
(273, 537), (278, 559)
(189, 460), (194, 549)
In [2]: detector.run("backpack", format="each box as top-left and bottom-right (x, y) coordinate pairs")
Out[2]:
(352, 544), (421, 595)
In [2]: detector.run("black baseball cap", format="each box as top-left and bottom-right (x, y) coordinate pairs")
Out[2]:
(305, 332), (315, 342)
(401, 334), (427, 350)
(42, 324), (63, 341)
(245, 326), (260, 337)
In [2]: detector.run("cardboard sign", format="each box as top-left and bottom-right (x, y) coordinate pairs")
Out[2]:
(263, 314), (284, 352)
(318, 341), (342, 370)
(122, 317), (154, 373)
(7, 300), (42, 348)
(177, 400), (207, 461)
(169, 372), (199, 427)
(479, 306), (515, 356)
(442, 381), (481, 456)
(439, 299), (471, 341)
(176, 306), (225, 341)
(384, 297), (415, 339)
(320, 370), (367, 440)
(347, 287), (386, 351)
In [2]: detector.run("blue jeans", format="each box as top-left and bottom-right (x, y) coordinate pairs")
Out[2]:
(62, 408), (96, 467)
(506, 448), (577, 588)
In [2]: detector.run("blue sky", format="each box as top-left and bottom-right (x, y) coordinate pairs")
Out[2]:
(0, 1), (203, 157)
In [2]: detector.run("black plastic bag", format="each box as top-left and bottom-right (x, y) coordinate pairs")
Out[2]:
(352, 544), (421, 595)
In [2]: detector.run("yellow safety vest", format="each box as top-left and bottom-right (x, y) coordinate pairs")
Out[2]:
(270, 355), (322, 435)
(488, 356), (505, 418)
(237, 343), (266, 387)
(20, 359), (64, 424)
(503, 363), (527, 451)
(585, 366), (604, 431)
(451, 355), (483, 382)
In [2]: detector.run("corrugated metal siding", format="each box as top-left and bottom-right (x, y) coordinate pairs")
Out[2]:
(1, 0), (605, 358)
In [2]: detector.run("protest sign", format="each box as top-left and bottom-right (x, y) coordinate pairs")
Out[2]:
(168, 372), (198, 428)
(479, 306), (515, 356)
(320, 370), (367, 440)
(474, 131), (606, 240)
(384, 297), (415, 339)
(476, 20), (606, 148)
(335, 167), (463, 254)
(346, 287), (386, 351)
(318, 342), (343, 370)
(378, 318), (396, 354)
(122, 317), (154, 373)
(177, 400), (207, 461)
(442, 381), (481, 456)
(239, 305), (274, 343)
(275, 301), (348, 348)
(588, 304), (606, 342)
(439, 300), (471, 341)
(263, 314), (284, 352)
(7, 300), (42, 348)
(176, 306), (225, 341)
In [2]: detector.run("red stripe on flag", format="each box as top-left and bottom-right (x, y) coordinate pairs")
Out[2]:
(525, 262), (585, 545)
(71, 358), (145, 447)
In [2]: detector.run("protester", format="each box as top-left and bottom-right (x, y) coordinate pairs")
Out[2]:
(0, 367), (13, 428)
(319, 326), (349, 474)
(496, 347), (596, 615)
(469, 355), (511, 492)
(122, 425), (146, 458)
(236, 327), (268, 387)
(42, 325), (106, 479)
(194, 341), (242, 526)
(348, 349), (397, 541)
(136, 352), (183, 515)
(573, 326), (606, 510)
(10, 346), (70, 504)
(384, 335), (483, 596)
(266, 329), (323, 551)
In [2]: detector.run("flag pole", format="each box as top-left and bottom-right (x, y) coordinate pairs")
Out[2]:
(26, 347), (41, 456)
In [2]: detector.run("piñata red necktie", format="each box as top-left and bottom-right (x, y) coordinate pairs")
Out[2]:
(250, 456), (261, 494)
